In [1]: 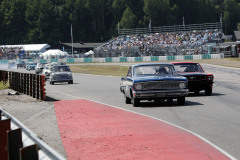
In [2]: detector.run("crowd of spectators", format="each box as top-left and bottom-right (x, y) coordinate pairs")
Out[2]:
(0, 46), (23, 60)
(95, 29), (223, 57)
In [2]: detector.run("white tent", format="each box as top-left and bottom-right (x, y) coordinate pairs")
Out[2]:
(84, 50), (94, 56)
(41, 49), (69, 59)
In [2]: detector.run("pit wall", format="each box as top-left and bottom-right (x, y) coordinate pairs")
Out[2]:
(1, 53), (224, 64)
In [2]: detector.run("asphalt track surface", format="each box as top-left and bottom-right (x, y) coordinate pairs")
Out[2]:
(2, 63), (240, 159)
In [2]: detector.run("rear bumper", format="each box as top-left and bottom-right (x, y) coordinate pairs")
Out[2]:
(133, 89), (188, 99)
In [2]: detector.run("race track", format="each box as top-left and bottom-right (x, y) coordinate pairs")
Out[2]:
(3, 63), (240, 159)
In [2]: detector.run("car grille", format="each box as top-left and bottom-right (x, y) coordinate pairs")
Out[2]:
(54, 74), (71, 80)
(186, 75), (206, 81)
(139, 81), (180, 90)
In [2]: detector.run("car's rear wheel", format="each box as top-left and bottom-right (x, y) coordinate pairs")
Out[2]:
(177, 97), (185, 105)
(205, 88), (212, 96)
(124, 94), (131, 104)
(132, 98), (140, 107)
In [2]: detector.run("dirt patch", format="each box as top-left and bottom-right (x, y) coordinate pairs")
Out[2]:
(0, 89), (41, 102)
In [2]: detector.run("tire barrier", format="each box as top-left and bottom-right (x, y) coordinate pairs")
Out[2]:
(0, 108), (65, 160)
(0, 70), (46, 100)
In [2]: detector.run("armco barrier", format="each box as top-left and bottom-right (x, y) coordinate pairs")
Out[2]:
(0, 108), (65, 160)
(0, 53), (224, 65)
(0, 70), (46, 100)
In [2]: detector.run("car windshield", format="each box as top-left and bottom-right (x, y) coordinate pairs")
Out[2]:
(174, 63), (203, 72)
(133, 65), (175, 76)
(52, 66), (71, 72)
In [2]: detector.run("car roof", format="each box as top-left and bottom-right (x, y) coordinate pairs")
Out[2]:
(52, 65), (69, 67)
(132, 63), (174, 67)
(171, 62), (199, 64)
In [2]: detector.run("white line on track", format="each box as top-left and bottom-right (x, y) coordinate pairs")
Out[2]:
(60, 92), (237, 160)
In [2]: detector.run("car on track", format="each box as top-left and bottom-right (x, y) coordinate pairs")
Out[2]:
(42, 64), (51, 79)
(26, 62), (37, 71)
(49, 65), (73, 85)
(35, 63), (47, 74)
(172, 62), (214, 95)
(8, 62), (15, 68)
(16, 60), (26, 68)
(120, 63), (188, 107)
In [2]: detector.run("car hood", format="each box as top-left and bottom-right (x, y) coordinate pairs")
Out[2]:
(52, 72), (71, 75)
(178, 72), (207, 76)
(133, 75), (187, 82)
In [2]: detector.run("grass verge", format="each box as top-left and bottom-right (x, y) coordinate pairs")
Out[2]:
(0, 81), (9, 89)
(70, 65), (129, 77)
(69, 58), (240, 77)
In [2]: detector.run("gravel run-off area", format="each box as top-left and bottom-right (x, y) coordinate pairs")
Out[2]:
(0, 89), (66, 158)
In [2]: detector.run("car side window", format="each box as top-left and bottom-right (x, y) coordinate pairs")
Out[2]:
(127, 67), (132, 77)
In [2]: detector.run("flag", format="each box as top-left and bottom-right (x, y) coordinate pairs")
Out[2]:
(183, 17), (185, 26)
(149, 19), (151, 28)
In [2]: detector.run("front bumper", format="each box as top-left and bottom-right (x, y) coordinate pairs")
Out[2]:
(133, 89), (188, 99)
(51, 76), (73, 83)
(188, 81), (213, 91)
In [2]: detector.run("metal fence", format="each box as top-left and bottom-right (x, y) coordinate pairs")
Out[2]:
(119, 22), (222, 35)
(0, 108), (65, 160)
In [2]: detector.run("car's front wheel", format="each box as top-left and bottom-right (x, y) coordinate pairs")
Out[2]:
(167, 98), (173, 104)
(177, 97), (185, 105)
(194, 90), (200, 95)
(132, 98), (140, 107)
(124, 94), (131, 104)
(50, 80), (54, 85)
(205, 88), (212, 96)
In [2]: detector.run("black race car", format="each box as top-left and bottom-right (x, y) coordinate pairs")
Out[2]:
(172, 62), (214, 96)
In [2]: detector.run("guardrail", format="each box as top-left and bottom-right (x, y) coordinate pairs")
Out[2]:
(0, 71), (46, 100)
(0, 53), (225, 66)
(119, 22), (222, 35)
(0, 108), (66, 160)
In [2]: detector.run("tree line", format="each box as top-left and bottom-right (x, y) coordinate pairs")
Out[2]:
(0, 0), (240, 46)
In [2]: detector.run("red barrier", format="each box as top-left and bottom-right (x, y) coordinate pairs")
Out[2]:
(0, 119), (11, 160)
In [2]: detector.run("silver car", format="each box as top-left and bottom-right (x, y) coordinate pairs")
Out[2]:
(42, 64), (51, 79)
(49, 65), (73, 85)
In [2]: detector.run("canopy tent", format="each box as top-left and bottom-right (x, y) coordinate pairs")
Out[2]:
(41, 49), (69, 59)
(84, 50), (94, 56)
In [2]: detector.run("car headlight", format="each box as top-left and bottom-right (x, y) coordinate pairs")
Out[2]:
(134, 83), (142, 90)
(207, 75), (213, 81)
(68, 73), (72, 77)
(52, 74), (56, 78)
(179, 81), (186, 89)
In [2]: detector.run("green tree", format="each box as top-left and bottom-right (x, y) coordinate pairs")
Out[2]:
(0, 0), (27, 44)
(143, 0), (170, 26)
(119, 6), (137, 29)
(25, 0), (41, 43)
(223, 0), (240, 34)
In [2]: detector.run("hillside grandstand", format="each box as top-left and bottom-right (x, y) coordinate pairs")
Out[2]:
(94, 22), (225, 57)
